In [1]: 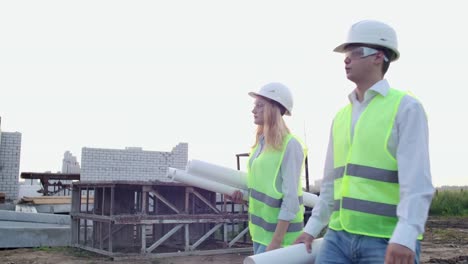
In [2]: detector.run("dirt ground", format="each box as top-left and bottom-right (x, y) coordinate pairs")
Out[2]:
(1, 217), (467, 264)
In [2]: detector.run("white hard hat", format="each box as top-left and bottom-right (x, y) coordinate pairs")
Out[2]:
(249, 82), (293, 116)
(334, 20), (399, 61)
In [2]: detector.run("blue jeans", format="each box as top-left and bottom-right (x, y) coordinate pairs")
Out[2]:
(253, 242), (267, 255)
(316, 229), (421, 264)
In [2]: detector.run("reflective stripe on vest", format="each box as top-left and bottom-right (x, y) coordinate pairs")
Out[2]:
(333, 198), (397, 217)
(250, 188), (304, 208)
(330, 88), (408, 239)
(334, 164), (398, 183)
(249, 214), (304, 233)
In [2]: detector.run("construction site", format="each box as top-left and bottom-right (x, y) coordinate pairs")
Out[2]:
(1, 120), (467, 264)
(0, 119), (258, 262)
(0, 115), (314, 263)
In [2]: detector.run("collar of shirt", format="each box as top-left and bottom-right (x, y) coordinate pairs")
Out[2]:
(347, 79), (391, 105)
(259, 135), (265, 144)
(251, 135), (265, 161)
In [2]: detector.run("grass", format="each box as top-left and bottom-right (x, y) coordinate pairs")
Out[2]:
(33, 246), (104, 259)
(431, 228), (457, 240)
(429, 189), (468, 216)
(426, 227), (468, 244)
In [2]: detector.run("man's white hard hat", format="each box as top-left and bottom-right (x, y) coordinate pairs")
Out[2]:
(334, 20), (400, 61)
(249, 82), (293, 116)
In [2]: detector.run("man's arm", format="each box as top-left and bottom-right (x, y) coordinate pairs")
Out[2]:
(389, 96), (435, 252)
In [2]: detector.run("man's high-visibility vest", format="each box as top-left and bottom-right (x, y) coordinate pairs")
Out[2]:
(329, 88), (421, 239)
(247, 134), (305, 246)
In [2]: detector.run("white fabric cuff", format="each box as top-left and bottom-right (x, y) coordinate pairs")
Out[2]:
(278, 210), (296, 222)
(303, 217), (324, 238)
(389, 222), (420, 252)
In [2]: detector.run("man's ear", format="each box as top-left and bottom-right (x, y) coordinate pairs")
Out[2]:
(374, 52), (386, 64)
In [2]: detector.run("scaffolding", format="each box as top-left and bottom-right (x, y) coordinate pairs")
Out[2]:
(70, 180), (251, 260)
(21, 172), (79, 196)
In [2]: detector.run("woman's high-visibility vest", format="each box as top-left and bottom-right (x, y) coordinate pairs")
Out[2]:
(329, 88), (421, 239)
(247, 134), (305, 246)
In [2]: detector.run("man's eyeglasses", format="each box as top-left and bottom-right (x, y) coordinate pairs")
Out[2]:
(344, 46), (389, 62)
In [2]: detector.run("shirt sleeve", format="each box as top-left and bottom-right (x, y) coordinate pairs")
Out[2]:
(304, 123), (336, 237)
(389, 96), (435, 252)
(277, 138), (305, 221)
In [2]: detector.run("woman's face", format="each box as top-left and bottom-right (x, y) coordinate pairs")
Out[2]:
(252, 97), (268, 125)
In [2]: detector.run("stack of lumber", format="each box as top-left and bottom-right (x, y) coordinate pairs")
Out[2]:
(19, 196), (94, 205)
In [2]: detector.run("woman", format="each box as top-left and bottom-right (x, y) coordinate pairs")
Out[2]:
(230, 82), (306, 255)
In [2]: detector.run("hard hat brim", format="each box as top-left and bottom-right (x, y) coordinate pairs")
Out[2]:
(248, 91), (259, 98)
(333, 43), (347, 53)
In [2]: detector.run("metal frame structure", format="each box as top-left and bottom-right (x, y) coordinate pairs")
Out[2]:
(71, 181), (251, 260)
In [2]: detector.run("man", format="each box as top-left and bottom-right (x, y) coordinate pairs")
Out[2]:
(295, 20), (434, 264)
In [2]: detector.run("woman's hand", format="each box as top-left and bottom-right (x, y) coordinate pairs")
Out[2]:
(225, 190), (245, 204)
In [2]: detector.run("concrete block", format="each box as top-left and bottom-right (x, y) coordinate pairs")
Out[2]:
(0, 221), (70, 248)
(0, 210), (70, 225)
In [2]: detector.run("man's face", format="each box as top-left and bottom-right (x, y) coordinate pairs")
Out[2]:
(343, 45), (383, 82)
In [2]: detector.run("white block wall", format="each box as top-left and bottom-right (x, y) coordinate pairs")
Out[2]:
(81, 143), (188, 182)
(0, 132), (22, 201)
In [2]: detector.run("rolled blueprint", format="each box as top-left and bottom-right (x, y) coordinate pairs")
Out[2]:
(303, 192), (319, 208)
(186, 159), (248, 189)
(186, 159), (319, 208)
(167, 167), (249, 200)
(243, 238), (323, 264)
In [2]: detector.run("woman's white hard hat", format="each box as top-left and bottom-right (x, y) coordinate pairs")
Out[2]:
(249, 82), (293, 116)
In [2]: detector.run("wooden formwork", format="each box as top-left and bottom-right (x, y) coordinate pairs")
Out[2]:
(70, 181), (251, 259)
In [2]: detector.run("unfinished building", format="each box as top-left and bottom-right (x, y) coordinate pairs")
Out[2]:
(71, 143), (250, 259)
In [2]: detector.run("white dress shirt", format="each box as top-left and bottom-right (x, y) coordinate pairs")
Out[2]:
(304, 79), (434, 252)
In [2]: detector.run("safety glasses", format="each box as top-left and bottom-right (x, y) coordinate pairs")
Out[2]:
(344, 46), (389, 62)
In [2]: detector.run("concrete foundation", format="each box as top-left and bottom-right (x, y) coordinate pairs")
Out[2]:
(0, 210), (70, 225)
(0, 210), (71, 248)
(0, 220), (70, 248)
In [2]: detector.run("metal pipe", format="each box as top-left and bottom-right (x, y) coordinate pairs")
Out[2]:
(167, 168), (248, 201)
(186, 159), (247, 189)
(183, 160), (320, 208)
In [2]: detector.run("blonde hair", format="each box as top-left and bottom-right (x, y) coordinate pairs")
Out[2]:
(253, 99), (290, 150)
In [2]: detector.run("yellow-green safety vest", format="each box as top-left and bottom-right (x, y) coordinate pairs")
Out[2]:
(330, 88), (422, 239)
(247, 134), (305, 246)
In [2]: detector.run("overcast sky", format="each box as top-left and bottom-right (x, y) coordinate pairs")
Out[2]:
(1, 1), (466, 187)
